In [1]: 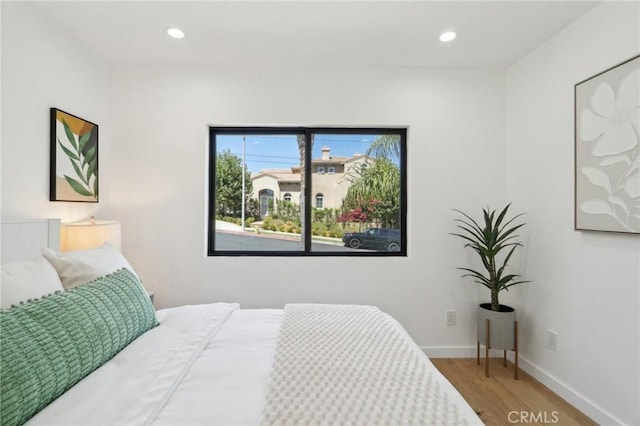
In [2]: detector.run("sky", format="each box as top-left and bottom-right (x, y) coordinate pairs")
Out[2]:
(216, 133), (380, 173)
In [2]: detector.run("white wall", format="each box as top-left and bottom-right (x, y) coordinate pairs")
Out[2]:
(106, 64), (507, 351)
(1, 2), (111, 224)
(506, 2), (640, 425)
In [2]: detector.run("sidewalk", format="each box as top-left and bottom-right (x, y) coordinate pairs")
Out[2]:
(215, 220), (343, 246)
(215, 220), (246, 232)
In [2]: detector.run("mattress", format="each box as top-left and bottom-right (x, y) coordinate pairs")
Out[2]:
(25, 302), (483, 425)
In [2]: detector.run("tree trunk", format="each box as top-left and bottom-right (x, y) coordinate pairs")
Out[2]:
(297, 134), (307, 248)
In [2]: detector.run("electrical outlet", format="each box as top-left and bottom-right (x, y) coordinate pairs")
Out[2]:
(446, 310), (456, 326)
(547, 329), (558, 352)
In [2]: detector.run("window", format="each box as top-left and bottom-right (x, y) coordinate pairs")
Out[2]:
(208, 127), (407, 256)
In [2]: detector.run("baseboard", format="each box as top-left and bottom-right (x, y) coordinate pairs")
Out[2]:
(516, 355), (625, 426)
(422, 345), (477, 358)
(421, 346), (626, 426)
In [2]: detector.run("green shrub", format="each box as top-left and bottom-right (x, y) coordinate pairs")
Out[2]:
(311, 222), (327, 236)
(328, 224), (344, 238)
(262, 217), (274, 230)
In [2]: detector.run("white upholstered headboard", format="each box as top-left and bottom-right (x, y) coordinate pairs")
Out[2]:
(0, 219), (61, 265)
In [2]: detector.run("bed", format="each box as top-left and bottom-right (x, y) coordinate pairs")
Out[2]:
(0, 219), (483, 426)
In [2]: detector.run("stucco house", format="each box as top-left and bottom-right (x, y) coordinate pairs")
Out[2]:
(251, 146), (371, 217)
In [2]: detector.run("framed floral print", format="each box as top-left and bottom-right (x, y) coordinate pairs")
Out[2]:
(575, 55), (639, 234)
(50, 108), (98, 202)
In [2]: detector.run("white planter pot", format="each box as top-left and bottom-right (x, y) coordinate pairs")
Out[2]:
(477, 303), (516, 350)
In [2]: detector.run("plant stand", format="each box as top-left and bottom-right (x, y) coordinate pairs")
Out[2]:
(477, 318), (519, 379)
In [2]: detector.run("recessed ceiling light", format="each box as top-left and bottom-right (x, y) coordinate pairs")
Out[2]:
(167, 28), (185, 39)
(439, 31), (457, 43)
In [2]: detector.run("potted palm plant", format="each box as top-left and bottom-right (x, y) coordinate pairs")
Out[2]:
(451, 203), (530, 364)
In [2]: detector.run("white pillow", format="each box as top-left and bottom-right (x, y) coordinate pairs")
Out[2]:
(42, 243), (139, 290)
(1, 256), (65, 309)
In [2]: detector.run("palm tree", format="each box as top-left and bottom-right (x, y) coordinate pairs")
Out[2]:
(342, 157), (400, 228)
(340, 134), (403, 228)
(367, 134), (400, 161)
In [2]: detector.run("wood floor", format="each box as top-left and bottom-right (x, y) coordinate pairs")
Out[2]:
(431, 358), (597, 426)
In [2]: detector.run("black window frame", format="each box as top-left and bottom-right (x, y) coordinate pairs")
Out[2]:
(208, 126), (407, 257)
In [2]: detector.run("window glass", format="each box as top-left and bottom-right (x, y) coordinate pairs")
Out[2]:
(310, 132), (404, 253)
(210, 131), (304, 253)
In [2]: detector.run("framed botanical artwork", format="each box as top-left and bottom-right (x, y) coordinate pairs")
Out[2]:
(575, 54), (639, 234)
(50, 108), (99, 202)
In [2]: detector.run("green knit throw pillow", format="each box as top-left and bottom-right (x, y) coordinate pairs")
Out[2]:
(0, 268), (158, 426)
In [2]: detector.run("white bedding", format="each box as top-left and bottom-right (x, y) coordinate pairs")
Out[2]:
(26, 303), (482, 426)
(263, 304), (477, 425)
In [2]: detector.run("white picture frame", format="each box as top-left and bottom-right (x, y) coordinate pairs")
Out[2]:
(575, 55), (639, 234)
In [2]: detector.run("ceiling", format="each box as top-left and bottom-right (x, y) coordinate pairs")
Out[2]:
(29, 1), (600, 68)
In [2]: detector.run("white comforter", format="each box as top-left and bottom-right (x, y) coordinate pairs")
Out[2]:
(26, 303), (482, 426)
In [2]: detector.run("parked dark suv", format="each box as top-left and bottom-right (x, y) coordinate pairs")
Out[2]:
(342, 228), (401, 252)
